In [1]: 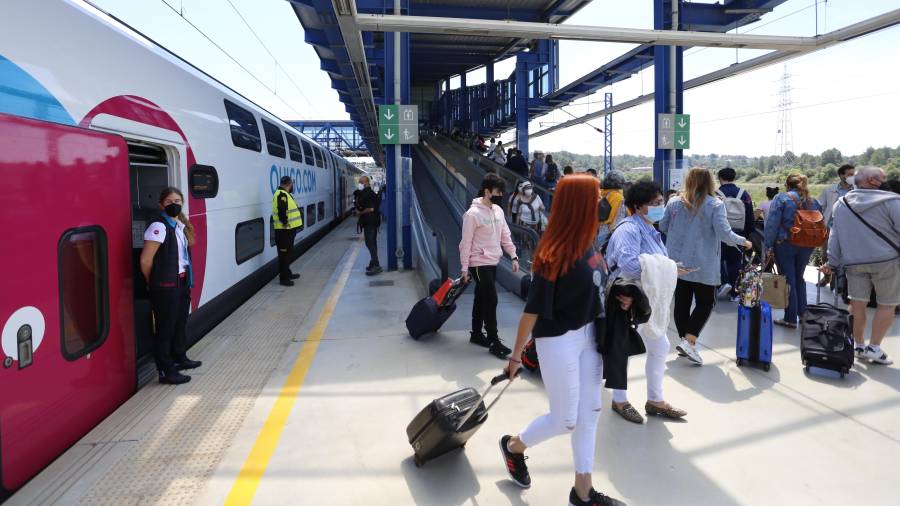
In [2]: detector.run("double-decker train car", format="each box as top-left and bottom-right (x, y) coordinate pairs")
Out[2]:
(0, 0), (364, 497)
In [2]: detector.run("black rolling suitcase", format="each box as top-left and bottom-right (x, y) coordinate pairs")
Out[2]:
(406, 277), (468, 339)
(407, 371), (516, 467)
(801, 272), (855, 378)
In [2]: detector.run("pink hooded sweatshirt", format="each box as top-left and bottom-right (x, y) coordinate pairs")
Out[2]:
(459, 197), (517, 271)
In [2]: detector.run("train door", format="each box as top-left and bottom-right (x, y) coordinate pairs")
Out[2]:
(0, 113), (134, 493)
(126, 141), (175, 382)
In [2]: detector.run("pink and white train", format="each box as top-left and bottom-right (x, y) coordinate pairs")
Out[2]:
(0, 0), (363, 497)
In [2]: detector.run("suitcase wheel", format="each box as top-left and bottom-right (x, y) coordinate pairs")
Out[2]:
(736, 358), (743, 367)
(414, 455), (424, 468)
(763, 363), (771, 372)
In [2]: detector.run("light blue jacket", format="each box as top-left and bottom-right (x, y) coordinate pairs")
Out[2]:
(659, 195), (745, 286)
(606, 215), (668, 280)
(763, 190), (823, 250)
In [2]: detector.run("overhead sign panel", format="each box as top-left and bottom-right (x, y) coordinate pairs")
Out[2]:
(657, 113), (690, 150)
(378, 104), (418, 144)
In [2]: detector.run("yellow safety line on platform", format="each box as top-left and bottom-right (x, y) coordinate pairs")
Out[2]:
(224, 241), (361, 505)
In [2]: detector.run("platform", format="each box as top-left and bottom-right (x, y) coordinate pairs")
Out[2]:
(10, 221), (900, 506)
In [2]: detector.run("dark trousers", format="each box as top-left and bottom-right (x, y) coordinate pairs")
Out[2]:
(773, 242), (814, 324)
(720, 244), (743, 293)
(470, 265), (498, 337)
(275, 228), (297, 281)
(673, 279), (717, 338)
(149, 282), (190, 372)
(363, 223), (380, 268)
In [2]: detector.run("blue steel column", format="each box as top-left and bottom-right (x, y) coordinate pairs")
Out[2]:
(384, 21), (411, 270)
(653, 0), (684, 189)
(460, 72), (468, 134)
(515, 56), (529, 160)
(486, 62), (494, 131)
(401, 30), (412, 269)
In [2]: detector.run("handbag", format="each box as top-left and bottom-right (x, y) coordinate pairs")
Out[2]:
(760, 263), (790, 309)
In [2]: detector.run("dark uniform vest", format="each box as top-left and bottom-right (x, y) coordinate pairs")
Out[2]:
(149, 219), (190, 289)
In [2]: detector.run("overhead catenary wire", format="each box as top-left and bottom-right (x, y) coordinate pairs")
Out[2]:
(221, 0), (320, 116)
(156, 0), (307, 119)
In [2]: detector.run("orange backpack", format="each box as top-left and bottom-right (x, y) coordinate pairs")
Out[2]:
(785, 192), (827, 248)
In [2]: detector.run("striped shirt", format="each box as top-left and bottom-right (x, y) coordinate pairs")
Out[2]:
(606, 215), (667, 280)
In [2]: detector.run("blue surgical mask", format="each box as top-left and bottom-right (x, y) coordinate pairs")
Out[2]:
(646, 205), (665, 223)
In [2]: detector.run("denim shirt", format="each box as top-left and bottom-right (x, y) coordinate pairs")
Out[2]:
(763, 190), (823, 250)
(606, 214), (667, 280)
(659, 195), (745, 286)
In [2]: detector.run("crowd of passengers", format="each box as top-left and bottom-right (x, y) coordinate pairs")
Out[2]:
(456, 157), (899, 505)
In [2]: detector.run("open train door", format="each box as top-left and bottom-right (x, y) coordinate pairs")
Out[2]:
(0, 113), (134, 494)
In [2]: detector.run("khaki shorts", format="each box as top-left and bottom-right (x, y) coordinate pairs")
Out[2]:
(845, 260), (900, 306)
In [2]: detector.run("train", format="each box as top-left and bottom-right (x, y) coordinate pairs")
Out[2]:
(0, 0), (364, 498)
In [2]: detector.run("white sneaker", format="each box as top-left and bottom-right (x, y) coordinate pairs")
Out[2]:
(854, 346), (866, 359)
(676, 339), (704, 365)
(716, 284), (732, 300)
(861, 346), (893, 365)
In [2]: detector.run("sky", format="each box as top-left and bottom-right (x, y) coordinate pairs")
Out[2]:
(89, 0), (900, 158)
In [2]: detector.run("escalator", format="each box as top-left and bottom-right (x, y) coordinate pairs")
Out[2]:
(410, 141), (535, 300)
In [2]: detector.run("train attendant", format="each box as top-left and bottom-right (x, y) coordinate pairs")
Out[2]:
(273, 176), (303, 286)
(139, 187), (202, 385)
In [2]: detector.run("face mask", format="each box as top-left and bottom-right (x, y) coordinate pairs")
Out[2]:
(490, 195), (503, 206)
(357, 183), (364, 191)
(372, 185), (379, 192)
(523, 188), (533, 197)
(164, 203), (182, 218)
(646, 205), (665, 223)
(844, 175), (855, 186)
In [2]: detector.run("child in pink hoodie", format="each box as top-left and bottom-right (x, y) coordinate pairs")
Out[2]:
(460, 174), (519, 358)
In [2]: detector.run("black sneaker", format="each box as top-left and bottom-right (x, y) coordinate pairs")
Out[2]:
(569, 487), (626, 506)
(366, 266), (383, 276)
(158, 369), (190, 385)
(290, 273), (300, 280)
(280, 279), (295, 287)
(489, 339), (511, 359)
(499, 435), (530, 488)
(469, 331), (492, 348)
(174, 358), (202, 370)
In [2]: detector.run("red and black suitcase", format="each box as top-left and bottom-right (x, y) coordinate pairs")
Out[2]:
(407, 371), (516, 467)
(406, 278), (468, 339)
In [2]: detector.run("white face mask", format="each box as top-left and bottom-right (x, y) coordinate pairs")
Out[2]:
(523, 188), (533, 197)
(372, 185), (379, 192)
(844, 175), (855, 186)
(357, 183), (365, 191)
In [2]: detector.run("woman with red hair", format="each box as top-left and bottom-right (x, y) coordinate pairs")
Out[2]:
(498, 175), (627, 506)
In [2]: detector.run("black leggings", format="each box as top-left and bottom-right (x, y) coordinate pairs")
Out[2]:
(673, 279), (717, 339)
(470, 265), (498, 338)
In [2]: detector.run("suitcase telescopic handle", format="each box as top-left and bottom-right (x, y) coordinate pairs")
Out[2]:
(455, 369), (520, 431)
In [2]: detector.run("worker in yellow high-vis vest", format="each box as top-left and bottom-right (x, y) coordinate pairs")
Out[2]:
(272, 176), (303, 286)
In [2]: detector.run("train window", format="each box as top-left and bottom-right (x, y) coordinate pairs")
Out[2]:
(224, 100), (261, 152)
(297, 207), (305, 231)
(58, 226), (109, 360)
(306, 204), (316, 226)
(301, 139), (314, 164)
(235, 218), (264, 265)
(313, 147), (324, 168)
(261, 119), (286, 159)
(317, 201), (325, 222)
(269, 217), (275, 247)
(285, 132), (303, 163)
(189, 164), (219, 199)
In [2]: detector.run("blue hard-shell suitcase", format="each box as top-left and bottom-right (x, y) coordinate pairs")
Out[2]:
(736, 301), (773, 371)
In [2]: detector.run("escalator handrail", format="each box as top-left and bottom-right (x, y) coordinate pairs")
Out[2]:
(435, 134), (555, 195)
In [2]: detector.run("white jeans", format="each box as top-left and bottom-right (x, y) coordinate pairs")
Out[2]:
(612, 328), (670, 403)
(519, 323), (604, 474)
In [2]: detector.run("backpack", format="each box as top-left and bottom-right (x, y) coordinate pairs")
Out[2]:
(716, 188), (747, 231)
(784, 192), (827, 248)
(597, 195), (613, 223)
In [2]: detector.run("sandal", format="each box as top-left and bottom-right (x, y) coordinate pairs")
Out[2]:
(612, 401), (644, 424)
(774, 319), (797, 329)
